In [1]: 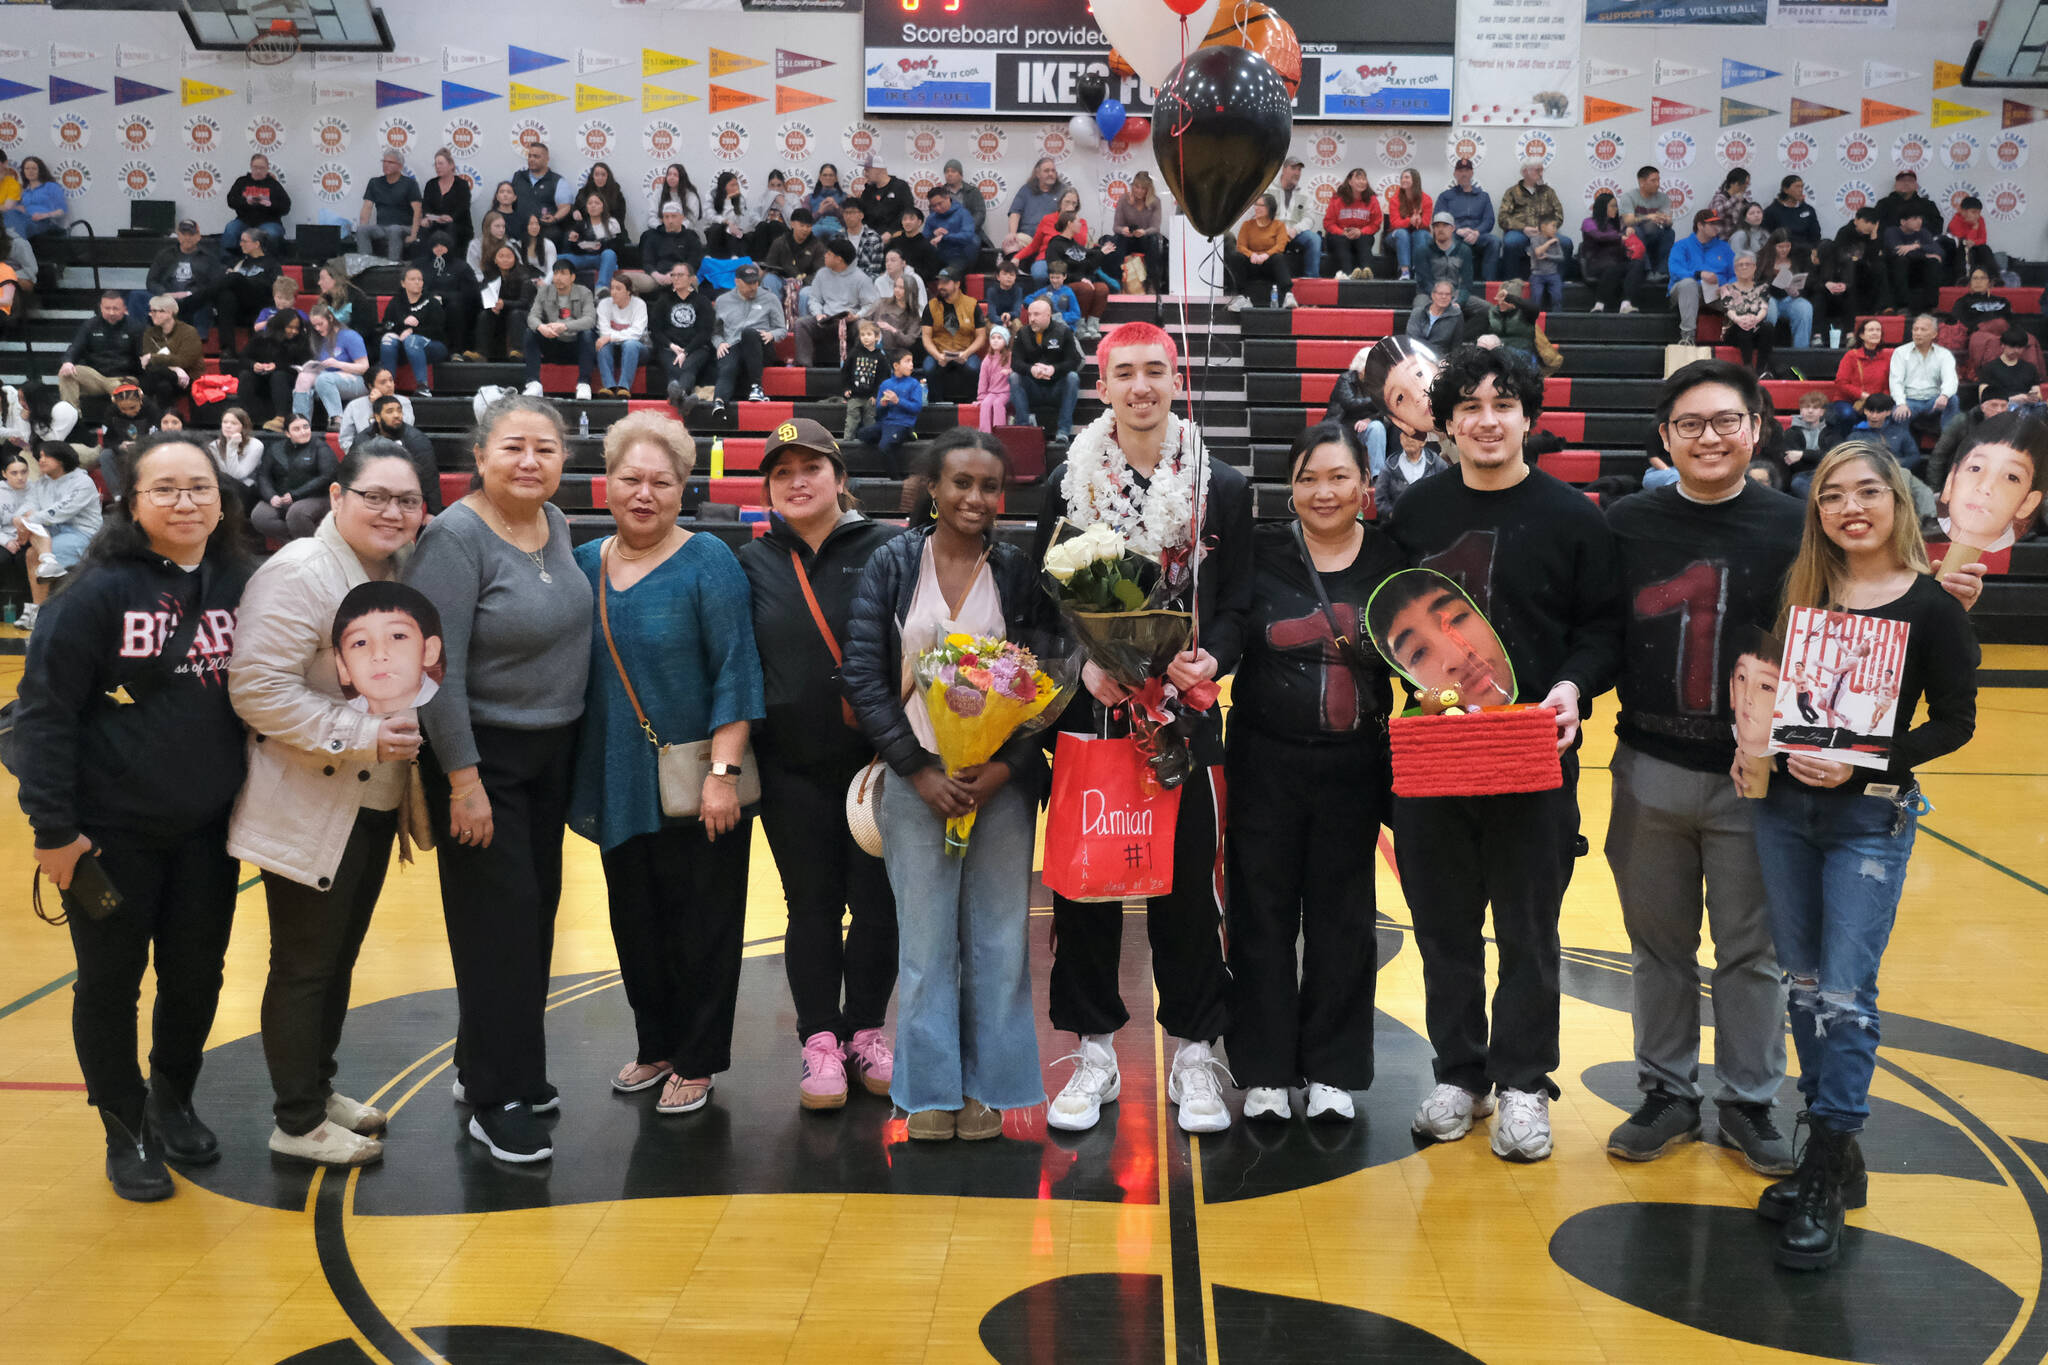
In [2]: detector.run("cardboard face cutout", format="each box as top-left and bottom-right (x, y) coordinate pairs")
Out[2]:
(1360, 335), (1443, 439)
(332, 581), (445, 717)
(1729, 649), (1781, 759)
(1767, 605), (1909, 770)
(1366, 568), (1517, 708)
(1939, 439), (2044, 557)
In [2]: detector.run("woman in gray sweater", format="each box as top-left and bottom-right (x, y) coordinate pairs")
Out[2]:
(403, 394), (592, 1164)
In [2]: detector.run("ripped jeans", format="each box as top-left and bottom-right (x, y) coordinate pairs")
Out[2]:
(1750, 780), (1920, 1132)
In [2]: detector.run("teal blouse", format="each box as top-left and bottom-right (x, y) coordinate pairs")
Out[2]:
(568, 533), (765, 851)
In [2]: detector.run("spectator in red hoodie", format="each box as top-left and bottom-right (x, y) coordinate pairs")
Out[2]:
(1323, 168), (1383, 280)
(1829, 316), (1893, 435)
(1382, 168), (1433, 284)
(1945, 196), (1998, 284)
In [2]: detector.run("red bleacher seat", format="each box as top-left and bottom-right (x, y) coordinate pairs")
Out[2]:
(439, 472), (469, 507)
(1937, 285), (2036, 314)
(1289, 340), (1375, 369)
(1696, 314), (1723, 344)
(1856, 314), (1906, 345)
(762, 368), (808, 398)
(1537, 449), (1601, 482)
(993, 423), (1045, 481)
(1301, 374), (1338, 404)
(705, 476), (765, 505)
(282, 265), (304, 287)
(1288, 309), (1394, 339)
(1535, 412), (1585, 442)
(1289, 280), (1344, 308)
(708, 438), (766, 471)
(1760, 379), (1823, 407)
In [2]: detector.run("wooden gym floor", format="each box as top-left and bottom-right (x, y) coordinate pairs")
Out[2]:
(0, 646), (2045, 1364)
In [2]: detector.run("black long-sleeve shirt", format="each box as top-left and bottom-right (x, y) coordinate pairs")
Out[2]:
(1385, 466), (1624, 730)
(378, 290), (446, 348)
(226, 173), (292, 227)
(1607, 482), (1805, 773)
(1232, 522), (1405, 743)
(646, 284), (716, 359)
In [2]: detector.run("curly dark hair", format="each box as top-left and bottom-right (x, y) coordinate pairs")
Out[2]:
(1426, 343), (1545, 432)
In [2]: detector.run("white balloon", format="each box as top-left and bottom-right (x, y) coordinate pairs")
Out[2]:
(1068, 113), (1102, 151)
(1091, 0), (1222, 92)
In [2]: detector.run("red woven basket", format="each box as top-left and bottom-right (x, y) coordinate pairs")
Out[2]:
(1389, 706), (1563, 799)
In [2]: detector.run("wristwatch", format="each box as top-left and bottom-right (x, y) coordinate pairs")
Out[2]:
(709, 762), (744, 779)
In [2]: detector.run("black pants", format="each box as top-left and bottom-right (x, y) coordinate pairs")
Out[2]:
(1583, 256), (1643, 312)
(1729, 320), (1775, 374)
(1391, 753), (1580, 1098)
(1049, 763), (1230, 1044)
(1887, 253), (1942, 315)
(422, 723), (576, 1109)
(600, 819), (752, 1075)
(1829, 259), (1889, 326)
(1225, 731), (1386, 1090)
(1226, 251), (1293, 303)
(259, 807), (396, 1135)
(66, 823), (240, 1127)
(656, 346), (710, 400)
(1327, 233), (1375, 277)
(758, 753), (898, 1043)
(137, 365), (186, 411)
(523, 328), (596, 384)
(472, 301), (524, 359)
(216, 274), (274, 343)
(241, 363), (295, 426)
(715, 330), (767, 402)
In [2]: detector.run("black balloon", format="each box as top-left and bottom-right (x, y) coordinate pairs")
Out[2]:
(1150, 45), (1293, 239)
(1077, 70), (1109, 113)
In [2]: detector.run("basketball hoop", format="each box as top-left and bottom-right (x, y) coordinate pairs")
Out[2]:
(246, 20), (301, 67)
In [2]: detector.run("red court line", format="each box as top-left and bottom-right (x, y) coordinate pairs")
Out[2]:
(0, 1081), (87, 1091)
(1378, 831), (1399, 881)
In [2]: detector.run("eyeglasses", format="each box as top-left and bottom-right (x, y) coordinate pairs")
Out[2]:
(1666, 411), (1752, 440)
(345, 486), (425, 513)
(1815, 485), (1893, 514)
(138, 484), (220, 507)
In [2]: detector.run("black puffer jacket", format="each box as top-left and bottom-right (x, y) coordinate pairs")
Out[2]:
(1322, 369), (1376, 428)
(842, 524), (1050, 786)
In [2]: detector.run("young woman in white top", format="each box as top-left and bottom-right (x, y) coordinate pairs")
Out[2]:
(647, 163), (701, 227)
(561, 191), (625, 290)
(705, 171), (751, 258)
(593, 275), (649, 398)
(209, 406), (267, 512)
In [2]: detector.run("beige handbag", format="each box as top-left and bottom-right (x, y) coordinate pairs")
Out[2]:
(846, 757), (886, 858)
(1663, 342), (1713, 377)
(599, 539), (761, 817)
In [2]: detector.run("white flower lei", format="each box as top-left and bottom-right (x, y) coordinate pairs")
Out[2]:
(1058, 412), (1207, 560)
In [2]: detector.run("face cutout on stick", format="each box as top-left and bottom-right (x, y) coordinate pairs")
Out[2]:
(332, 581), (445, 716)
(1360, 335), (1443, 439)
(1939, 439), (2044, 555)
(1366, 568), (1517, 708)
(1729, 647), (1781, 759)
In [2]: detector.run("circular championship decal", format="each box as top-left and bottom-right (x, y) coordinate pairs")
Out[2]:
(1986, 180), (2027, 223)
(1992, 131), (2028, 172)
(575, 118), (617, 160)
(1098, 171), (1132, 210)
(1837, 130), (1880, 173)
(1662, 177), (1695, 215)
(1373, 129), (1414, 167)
(975, 170), (1008, 206)
(1582, 175), (1623, 208)
(1777, 130), (1819, 171)
(1939, 131), (1981, 172)
(0, 111), (25, 150)
(115, 114), (156, 153)
(1715, 129), (1757, 168)
(117, 159), (156, 198)
(247, 115), (287, 154)
(443, 118), (484, 157)
(1655, 129), (1697, 170)
(509, 118), (549, 152)
(1100, 128), (1141, 166)
(1314, 176), (1342, 210)
(639, 165), (664, 204)
(184, 161), (222, 199)
(52, 159), (91, 196)
(1303, 129), (1346, 168)
(783, 171), (809, 199)
(910, 172), (938, 202)
(642, 120), (684, 160)
(1835, 178), (1877, 216)
(1939, 180), (1981, 215)
(1515, 130), (1558, 167)
(50, 113), (91, 152)
(841, 120), (882, 161)
(454, 161), (482, 193)
(709, 119), (748, 162)
(968, 123), (1007, 165)
(314, 161), (353, 203)
(1446, 129), (1487, 167)
(777, 120), (818, 163)
(904, 122), (944, 164)
(311, 115), (350, 155)
(1037, 125), (1073, 161)
(377, 116), (419, 157)
(1891, 130), (1933, 171)
(1585, 127), (1627, 172)
(183, 114), (221, 154)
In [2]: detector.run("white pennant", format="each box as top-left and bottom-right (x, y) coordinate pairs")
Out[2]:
(314, 53), (367, 72)
(49, 44), (101, 70)
(1794, 61), (1848, 88)
(1862, 61), (1918, 91)
(377, 53), (430, 73)
(116, 45), (165, 69)
(1584, 60), (1640, 88)
(577, 49), (626, 75)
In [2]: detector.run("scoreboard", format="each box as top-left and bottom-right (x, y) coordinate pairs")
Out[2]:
(861, 0), (1455, 122)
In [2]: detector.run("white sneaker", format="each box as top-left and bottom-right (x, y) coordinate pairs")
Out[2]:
(1167, 1040), (1233, 1134)
(1589, 302), (1606, 312)
(575, 382), (592, 401)
(1490, 1088), (1553, 1162)
(1620, 300), (1638, 315)
(451, 1077), (468, 1104)
(1243, 1086), (1291, 1121)
(1281, 291), (1299, 309)
(268, 1121), (383, 1167)
(15, 603), (37, 632)
(35, 553), (64, 579)
(1228, 295), (1250, 313)
(324, 1092), (387, 1135)
(1305, 1083), (1355, 1122)
(522, 381), (544, 397)
(1412, 1082), (1495, 1142)
(1048, 1036), (1120, 1131)
(747, 385), (768, 402)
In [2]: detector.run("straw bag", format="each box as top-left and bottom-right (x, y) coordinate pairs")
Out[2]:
(846, 757), (886, 858)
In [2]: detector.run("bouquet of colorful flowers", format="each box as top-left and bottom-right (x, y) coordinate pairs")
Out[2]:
(1042, 519), (1208, 789)
(914, 632), (1075, 854)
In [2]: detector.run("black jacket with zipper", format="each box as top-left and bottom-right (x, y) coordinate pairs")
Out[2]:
(842, 525), (1051, 788)
(13, 550), (251, 850)
(378, 291), (446, 349)
(737, 511), (896, 773)
(257, 437), (338, 502)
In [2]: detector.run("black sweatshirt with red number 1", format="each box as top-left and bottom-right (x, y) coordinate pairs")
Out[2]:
(1606, 480), (1806, 774)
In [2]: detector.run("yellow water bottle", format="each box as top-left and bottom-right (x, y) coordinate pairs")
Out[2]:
(710, 434), (725, 479)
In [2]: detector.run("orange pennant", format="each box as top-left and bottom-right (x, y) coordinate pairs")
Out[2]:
(1861, 97), (1919, 128)
(709, 83), (764, 113)
(1583, 95), (1641, 124)
(709, 49), (764, 79)
(2005, 98), (2048, 129)
(775, 84), (832, 115)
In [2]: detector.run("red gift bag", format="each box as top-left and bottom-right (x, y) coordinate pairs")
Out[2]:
(1041, 732), (1182, 903)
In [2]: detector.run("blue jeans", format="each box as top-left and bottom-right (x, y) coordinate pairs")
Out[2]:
(1526, 272), (1564, 313)
(125, 288), (215, 339)
(1902, 394), (1964, 431)
(2, 208), (57, 238)
(1751, 781), (1920, 1132)
(221, 218), (283, 260)
(1288, 229), (1322, 280)
(1464, 231), (1502, 280)
(1392, 229), (1433, 272)
(596, 338), (644, 391)
(1770, 296), (1815, 349)
(1635, 222), (1675, 273)
(294, 369), (367, 420)
(1362, 421), (1387, 478)
(559, 248), (618, 289)
(1013, 369), (1080, 436)
(878, 768), (1043, 1115)
(1501, 231), (1573, 281)
(378, 333), (447, 390)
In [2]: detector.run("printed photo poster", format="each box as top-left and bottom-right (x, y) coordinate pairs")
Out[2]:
(1769, 0), (1892, 26)
(333, 582), (444, 718)
(1767, 606), (1910, 769)
(1458, 0), (1581, 127)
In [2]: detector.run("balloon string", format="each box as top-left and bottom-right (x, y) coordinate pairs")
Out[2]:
(1168, 12), (1208, 652)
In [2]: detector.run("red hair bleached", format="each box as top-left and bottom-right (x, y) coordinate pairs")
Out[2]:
(1094, 320), (1179, 376)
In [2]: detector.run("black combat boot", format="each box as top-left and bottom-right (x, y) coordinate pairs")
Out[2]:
(146, 1085), (220, 1164)
(1774, 1120), (1857, 1270)
(1757, 1111), (1867, 1223)
(101, 1108), (174, 1203)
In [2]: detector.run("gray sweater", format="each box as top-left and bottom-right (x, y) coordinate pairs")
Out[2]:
(808, 263), (878, 317)
(527, 281), (596, 335)
(403, 500), (592, 771)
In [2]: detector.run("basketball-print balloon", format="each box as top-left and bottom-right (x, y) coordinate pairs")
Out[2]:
(1152, 44), (1293, 237)
(1201, 0), (1302, 98)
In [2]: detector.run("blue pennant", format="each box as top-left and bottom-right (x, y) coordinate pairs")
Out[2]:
(0, 77), (39, 102)
(49, 76), (105, 105)
(114, 77), (170, 107)
(1720, 59), (1780, 90)
(376, 80), (430, 109)
(508, 45), (565, 76)
(441, 80), (499, 111)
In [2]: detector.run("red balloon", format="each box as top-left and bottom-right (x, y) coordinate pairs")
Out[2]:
(1163, 0), (1209, 14)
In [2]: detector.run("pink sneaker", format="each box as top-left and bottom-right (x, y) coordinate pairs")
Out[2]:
(847, 1027), (894, 1097)
(799, 1031), (848, 1110)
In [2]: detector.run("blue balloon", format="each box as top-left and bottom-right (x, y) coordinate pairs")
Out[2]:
(1095, 99), (1127, 143)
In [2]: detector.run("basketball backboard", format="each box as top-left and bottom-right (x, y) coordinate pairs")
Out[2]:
(179, 0), (394, 53)
(1965, 0), (2048, 87)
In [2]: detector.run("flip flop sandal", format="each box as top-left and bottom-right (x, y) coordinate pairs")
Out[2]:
(612, 1061), (673, 1094)
(656, 1075), (713, 1115)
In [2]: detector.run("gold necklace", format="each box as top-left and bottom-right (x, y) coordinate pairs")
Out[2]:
(614, 530), (677, 562)
(478, 495), (551, 583)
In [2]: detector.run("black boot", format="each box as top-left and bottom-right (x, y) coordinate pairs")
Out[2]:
(145, 1086), (220, 1165)
(101, 1109), (174, 1203)
(1774, 1120), (1856, 1270)
(1758, 1111), (1868, 1223)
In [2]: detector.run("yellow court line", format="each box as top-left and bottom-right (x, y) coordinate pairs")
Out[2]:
(1188, 1132), (1220, 1364)
(1152, 992), (1179, 1365)
(1988, 1131), (2048, 1365)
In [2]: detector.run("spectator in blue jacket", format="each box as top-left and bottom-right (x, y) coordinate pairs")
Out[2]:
(1849, 392), (1922, 474)
(1667, 210), (1736, 345)
(1025, 260), (1082, 331)
(4, 157), (67, 239)
(924, 186), (980, 275)
(857, 349), (925, 477)
(1436, 158), (1499, 281)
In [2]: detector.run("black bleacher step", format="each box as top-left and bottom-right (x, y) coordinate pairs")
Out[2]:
(1303, 279), (1674, 312)
(1541, 313), (1677, 343)
(1247, 407), (1647, 444)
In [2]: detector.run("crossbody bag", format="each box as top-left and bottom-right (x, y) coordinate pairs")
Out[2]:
(791, 548), (860, 729)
